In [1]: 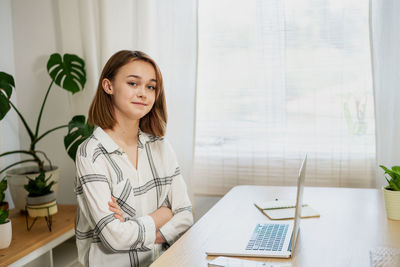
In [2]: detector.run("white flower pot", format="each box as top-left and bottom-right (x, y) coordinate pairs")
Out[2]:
(0, 219), (12, 249)
(383, 187), (400, 220)
(6, 166), (59, 212)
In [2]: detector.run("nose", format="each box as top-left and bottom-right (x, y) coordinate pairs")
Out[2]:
(136, 84), (146, 98)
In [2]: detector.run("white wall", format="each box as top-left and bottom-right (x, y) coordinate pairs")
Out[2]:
(11, 0), (77, 204)
(0, 0), (20, 208)
(2, 0), (197, 205)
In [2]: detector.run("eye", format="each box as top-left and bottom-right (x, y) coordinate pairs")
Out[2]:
(147, 85), (156, 90)
(128, 82), (137, 87)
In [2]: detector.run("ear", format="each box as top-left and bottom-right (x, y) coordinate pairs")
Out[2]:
(102, 78), (113, 95)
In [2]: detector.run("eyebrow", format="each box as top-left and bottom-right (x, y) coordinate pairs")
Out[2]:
(127, 75), (157, 83)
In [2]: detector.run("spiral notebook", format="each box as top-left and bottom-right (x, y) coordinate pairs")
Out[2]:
(254, 200), (320, 220)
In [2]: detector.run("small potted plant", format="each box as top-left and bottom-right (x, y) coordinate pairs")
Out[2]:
(379, 165), (400, 220)
(0, 177), (12, 249)
(24, 171), (57, 218)
(0, 53), (93, 212)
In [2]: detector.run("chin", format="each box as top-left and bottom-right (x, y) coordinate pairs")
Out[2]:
(132, 111), (150, 120)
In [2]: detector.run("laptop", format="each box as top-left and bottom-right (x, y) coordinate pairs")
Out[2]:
(205, 155), (307, 258)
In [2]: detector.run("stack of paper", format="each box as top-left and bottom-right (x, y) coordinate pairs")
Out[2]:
(254, 200), (320, 220)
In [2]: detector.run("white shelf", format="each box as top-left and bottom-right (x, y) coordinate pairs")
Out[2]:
(53, 237), (81, 267)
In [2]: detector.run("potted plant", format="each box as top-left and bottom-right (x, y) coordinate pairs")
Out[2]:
(24, 171), (57, 218)
(0, 177), (12, 249)
(379, 165), (400, 220)
(0, 53), (93, 212)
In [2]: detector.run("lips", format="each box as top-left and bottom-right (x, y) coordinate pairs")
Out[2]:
(132, 102), (146, 106)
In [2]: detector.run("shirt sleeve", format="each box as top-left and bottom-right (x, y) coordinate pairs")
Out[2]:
(158, 141), (194, 244)
(76, 153), (156, 252)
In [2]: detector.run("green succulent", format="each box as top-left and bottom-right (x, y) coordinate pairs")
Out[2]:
(379, 165), (400, 191)
(24, 172), (56, 197)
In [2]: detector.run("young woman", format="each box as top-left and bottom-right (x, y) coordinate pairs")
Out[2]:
(75, 50), (193, 267)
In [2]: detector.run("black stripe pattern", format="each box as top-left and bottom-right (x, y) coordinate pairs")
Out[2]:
(76, 174), (109, 196)
(76, 229), (94, 240)
(145, 142), (161, 206)
(174, 206), (193, 215)
(79, 134), (96, 158)
(93, 144), (124, 183)
(113, 180), (136, 217)
(129, 250), (139, 267)
(132, 175), (175, 196)
(80, 174), (108, 185)
(75, 128), (192, 266)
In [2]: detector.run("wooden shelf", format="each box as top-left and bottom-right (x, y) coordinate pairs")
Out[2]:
(0, 204), (76, 267)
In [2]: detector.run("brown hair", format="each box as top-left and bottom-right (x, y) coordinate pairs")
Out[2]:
(88, 50), (167, 137)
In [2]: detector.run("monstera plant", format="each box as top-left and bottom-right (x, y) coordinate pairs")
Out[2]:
(0, 53), (93, 212)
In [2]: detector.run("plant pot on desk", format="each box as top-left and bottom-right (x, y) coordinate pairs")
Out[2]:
(383, 187), (400, 220)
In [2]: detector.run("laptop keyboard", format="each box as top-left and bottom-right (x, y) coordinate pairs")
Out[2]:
(245, 223), (289, 251)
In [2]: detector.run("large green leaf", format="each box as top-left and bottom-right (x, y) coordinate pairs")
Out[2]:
(389, 179), (400, 191)
(391, 166), (400, 175)
(0, 72), (15, 120)
(47, 53), (86, 94)
(64, 115), (94, 162)
(380, 165), (400, 191)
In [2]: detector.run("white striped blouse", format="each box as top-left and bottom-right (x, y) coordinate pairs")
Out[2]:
(75, 127), (193, 267)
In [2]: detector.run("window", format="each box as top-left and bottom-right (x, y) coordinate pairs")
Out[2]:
(193, 0), (375, 195)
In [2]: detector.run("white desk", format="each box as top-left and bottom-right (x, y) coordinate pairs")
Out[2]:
(151, 186), (400, 267)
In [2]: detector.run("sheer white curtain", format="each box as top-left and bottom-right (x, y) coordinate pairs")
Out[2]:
(370, 0), (400, 188)
(194, 0), (375, 195)
(55, 0), (197, 193)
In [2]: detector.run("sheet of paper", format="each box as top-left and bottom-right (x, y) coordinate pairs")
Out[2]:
(263, 206), (319, 220)
(208, 256), (292, 267)
(255, 200), (301, 209)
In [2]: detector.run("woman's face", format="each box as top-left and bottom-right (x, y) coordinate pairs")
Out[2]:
(104, 60), (157, 122)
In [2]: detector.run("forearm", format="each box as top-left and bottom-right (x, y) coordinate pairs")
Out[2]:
(150, 206), (173, 230)
(79, 192), (156, 251)
(109, 197), (172, 244)
(159, 209), (193, 244)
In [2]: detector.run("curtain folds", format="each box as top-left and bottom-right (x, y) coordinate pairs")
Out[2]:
(194, 0), (375, 195)
(370, 0), (400, 188)
(53, 0), (198, 195)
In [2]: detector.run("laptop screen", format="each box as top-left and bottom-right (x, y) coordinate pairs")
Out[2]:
(291, 154), (307, 252)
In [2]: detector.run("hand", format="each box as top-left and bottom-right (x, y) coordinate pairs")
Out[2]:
(109, 196), (124, 222)
(150, 206), (173, 230)
(155, 230), (167, 244)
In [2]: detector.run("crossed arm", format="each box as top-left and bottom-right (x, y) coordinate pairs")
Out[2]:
(109, 196), (172, 244)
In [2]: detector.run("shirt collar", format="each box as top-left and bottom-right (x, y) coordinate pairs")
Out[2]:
(93, 127), (121, 153)
(138, 128), (150, 148)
